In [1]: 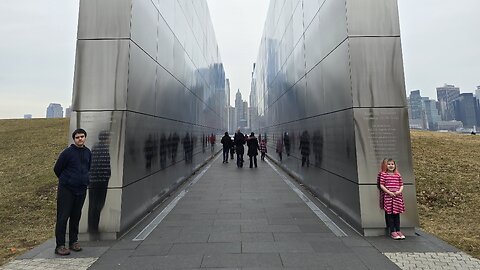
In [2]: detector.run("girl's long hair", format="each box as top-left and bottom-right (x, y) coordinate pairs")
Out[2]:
(379, 158), (388, 173)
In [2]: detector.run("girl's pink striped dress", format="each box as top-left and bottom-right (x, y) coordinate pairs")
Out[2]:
(379, 172), (405, 214)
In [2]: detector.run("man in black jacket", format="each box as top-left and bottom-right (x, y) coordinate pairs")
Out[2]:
(220, 132), (232, 163)
(53, 128), (92, 255)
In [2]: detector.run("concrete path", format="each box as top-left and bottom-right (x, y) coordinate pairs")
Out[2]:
(3, 153), (479, 269)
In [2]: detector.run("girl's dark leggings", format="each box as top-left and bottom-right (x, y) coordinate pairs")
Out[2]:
(385, 212), (400, 233)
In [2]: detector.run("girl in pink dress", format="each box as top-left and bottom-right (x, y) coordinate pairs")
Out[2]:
(379, 159), (406, 240)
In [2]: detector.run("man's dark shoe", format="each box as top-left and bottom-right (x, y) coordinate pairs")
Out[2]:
(69, 242), (82, 252)
(55, 246), (70, 256)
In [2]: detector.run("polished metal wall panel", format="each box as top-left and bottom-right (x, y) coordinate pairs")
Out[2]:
(291, 1), (304, 50)
(72, 40), (129, 111)
(349, 37), (407, 107)
(155, 66), (184, 119)
(319, 40), (352, 113)
(74, 0), (225, 238)
(80, 189), (122, 235)
(70, 111), (126, 237)
(328, 172), (362, 229)
(304, 0), (349, 72)
(131, 0), (158, 59)
(78, 0), (131, 39)
(345, 0), (400, 36)
(157, 15), (175, 73)
(315, 0), (348, 66)
(158, 0), (175, 29)
(320, 110), (357, 181)
(359, 185), (419, 228)
(127, 42), (157, 115)
(302, 0), (322, 29)
(252, 0), (417, 235)
(353, 108), (415, 184)
(69, 111), (126, 189)
(305, 64), (325, 117)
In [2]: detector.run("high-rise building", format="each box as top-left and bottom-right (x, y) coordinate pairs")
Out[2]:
(436, 84), (460, 121)
(408, 90), (423, 119)
(453, 93), (478, 128)
(235, 90), (243, 129)
(46, 103), (63, 118)
(422, 99), (441, 130)
(228, 106), (235, 133)
(475, 86), (480, 99)
(65, 106), (72, 118)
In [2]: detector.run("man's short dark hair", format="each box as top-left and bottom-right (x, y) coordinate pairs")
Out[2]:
(72, 128), (87, 139)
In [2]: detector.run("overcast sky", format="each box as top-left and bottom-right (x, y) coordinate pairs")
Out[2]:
(0, 0), (479, 119)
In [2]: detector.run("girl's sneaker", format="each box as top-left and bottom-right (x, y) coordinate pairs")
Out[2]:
(397, 231), (406, 239)
(390, 232), (401, 240)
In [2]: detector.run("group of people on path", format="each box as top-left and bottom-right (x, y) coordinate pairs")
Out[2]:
(220, 129), (267, 168)
(51, 127), (406, 257)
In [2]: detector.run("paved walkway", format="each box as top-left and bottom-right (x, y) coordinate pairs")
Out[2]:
(2, 153), (480, 269)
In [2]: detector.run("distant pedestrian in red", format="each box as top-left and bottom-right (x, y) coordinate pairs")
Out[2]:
(379, 158), (406, 240)
(259, 139), (267, 161)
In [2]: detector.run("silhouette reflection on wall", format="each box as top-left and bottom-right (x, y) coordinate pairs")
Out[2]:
(144, 134), (155, 171)
(313, 130), (323, 167)
(88, 130), (111, 236)
(159, 133), (167, 169)
(182, 132), (193, 164)
(300, 130), (310, 167)
(169, 132), (180, 163)
(283, 132), (290, 156)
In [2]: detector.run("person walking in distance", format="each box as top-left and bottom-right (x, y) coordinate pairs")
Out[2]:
(247, 132), (260, 168)
(220, 132), (232, 163)
(259, 138), (267, 161)
(53, 129), (92, 255)
(233, 129), (245, 168)
(379, 158), (406, 240)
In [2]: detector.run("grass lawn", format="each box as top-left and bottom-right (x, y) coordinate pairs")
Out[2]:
(411, 130), (480, 259)
(0, 118), (69, 265)
(0, 119), (478, 265)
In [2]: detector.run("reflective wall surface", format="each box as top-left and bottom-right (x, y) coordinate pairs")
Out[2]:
(72, 0), (226, 238)
(251, 0), (419, 235)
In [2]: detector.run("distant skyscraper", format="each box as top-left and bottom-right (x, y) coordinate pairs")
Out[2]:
(228, 106), (235, 133)
(24, 114), (32, 119)
(409, 90), (423, 119)
(436, 84), (460, 121)
(226, 79), (231, 107)
(235, 89), (243, 129)
(422, 99), (441, 130)
(453, 93), (478, 128)
(65, 106), (72, 118)
(46, 103), (63, 118)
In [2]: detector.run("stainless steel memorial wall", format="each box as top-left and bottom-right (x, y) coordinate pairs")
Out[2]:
(71, 0), (226, 239)
(251, 0), (419, 235)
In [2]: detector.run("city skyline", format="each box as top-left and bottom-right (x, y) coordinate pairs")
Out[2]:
(1, 0), (480, 119)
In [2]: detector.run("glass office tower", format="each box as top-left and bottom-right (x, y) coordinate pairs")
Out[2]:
(71, 0), (226, 239)
(251, 0), (419, 235)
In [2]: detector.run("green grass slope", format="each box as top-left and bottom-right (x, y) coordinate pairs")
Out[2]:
(0, 118), (69, 265)
(411, 130), (480, 259)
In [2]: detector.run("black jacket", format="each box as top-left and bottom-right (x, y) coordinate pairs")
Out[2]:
(54, 144), (92, 195)
(247, 136), (259, 156)
(221, 135), (233, 149)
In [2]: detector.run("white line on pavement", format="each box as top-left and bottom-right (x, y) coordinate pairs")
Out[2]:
(266, 159), (347, 237)
(132, 154), (220, 241)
